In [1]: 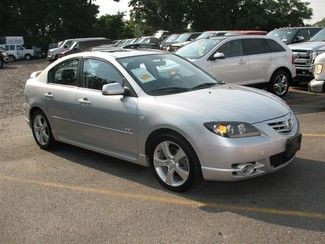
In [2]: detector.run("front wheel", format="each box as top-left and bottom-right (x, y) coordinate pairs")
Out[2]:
(150, 133), (201, 192)
(268, 70), (290, 97)
(8, 55), (16, 62)
(31, 111), (54, 149)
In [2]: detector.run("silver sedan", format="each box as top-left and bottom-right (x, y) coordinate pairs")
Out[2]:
(24, 51), (302, 191)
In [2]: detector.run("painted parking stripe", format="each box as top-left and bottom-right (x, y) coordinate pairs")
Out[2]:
(1, 175), (325, 220)
(303, 133), (325, 137)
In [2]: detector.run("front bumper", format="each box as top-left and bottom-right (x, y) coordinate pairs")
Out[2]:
(197, 113), (300, 181)
(309, 79), (325, 93)
(295, 66), (314, 78)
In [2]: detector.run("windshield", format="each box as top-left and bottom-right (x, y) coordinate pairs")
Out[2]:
(176, 38), (225, 59)
(175, 33), (191, 42)
(310, 28), (325, 42)
(267, 29), (296, 43)
(163, 34), (180, 43)
(60, 40), (73, 48)
(196, 32), (216, 39)
(117, 54), (221, 96)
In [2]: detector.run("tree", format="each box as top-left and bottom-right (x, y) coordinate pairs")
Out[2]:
(129, 0), (189, 33)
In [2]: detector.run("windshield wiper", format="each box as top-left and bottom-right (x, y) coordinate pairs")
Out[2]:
(190, 82), (218, 91)
(149, 87), (189, 95)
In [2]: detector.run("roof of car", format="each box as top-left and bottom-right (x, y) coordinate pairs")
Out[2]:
(73, 50), (164, 59)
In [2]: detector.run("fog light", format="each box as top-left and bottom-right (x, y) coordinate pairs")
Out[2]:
(238, 163), (255, 176)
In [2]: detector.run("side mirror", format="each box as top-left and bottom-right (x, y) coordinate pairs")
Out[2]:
(102, 82), (125, 96)
(210, 52), (225, 60)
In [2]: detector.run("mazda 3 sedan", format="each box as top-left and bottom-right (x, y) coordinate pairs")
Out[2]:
(24, 50), (301, 191)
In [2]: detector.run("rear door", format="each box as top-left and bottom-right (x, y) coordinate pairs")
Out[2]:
(44, 58), (80, 140)
(242, 38), (271, 84)
(209, 39), (250, 83)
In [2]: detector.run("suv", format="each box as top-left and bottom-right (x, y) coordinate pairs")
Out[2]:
(288, 28), (325, 80)
(58, 38), (110, 58)
(0, 44), (34, 61)
(169, 32), (202, 52)
(268, 27), (322, 45)
(176, 35), (296, 97)
(47, 37), (106, 61)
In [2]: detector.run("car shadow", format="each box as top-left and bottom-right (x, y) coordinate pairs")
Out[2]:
(51, 143), (325, 232)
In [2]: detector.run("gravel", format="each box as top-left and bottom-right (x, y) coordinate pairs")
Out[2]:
(0, 60), (48, 118)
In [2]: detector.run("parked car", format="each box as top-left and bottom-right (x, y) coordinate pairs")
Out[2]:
(47, 37), (106, 61)
(229, 30), (268, 35)
(176, 35), (296, 97)
(268, 27), (322, 45)
(309, 52), (325, 92)
(24, 50), (301, 192)
(288, 28), (325, 81)
(169, 32), (202, 51)
(160, 34), (180, 50)
(153, 30), (169, 41)
(123, 43), (160, 50)
(196, 31), (231, 40)
(0, 44), (34, 61)
(0, 47), (10, 68)
(58, 38), (110, 58)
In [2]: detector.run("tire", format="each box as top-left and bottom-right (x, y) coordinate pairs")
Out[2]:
(8, 55), (16, 62)
(268, 69), (291, 97)
(25, 54), (32, 61)
(0, 58), (3, 68)
(149, 132), (201, 192)
(31, 110), (55, 150)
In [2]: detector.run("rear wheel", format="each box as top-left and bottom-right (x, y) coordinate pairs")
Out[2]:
(268, 70), (290, 97)
(31, 110), (54, 150)
(25, 54), (32, 61)
(149, 133), (201, 192)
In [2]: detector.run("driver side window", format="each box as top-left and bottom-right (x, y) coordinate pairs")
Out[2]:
(82, 59), (124, 90)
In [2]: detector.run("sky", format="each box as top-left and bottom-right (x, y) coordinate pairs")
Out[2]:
(96, 0), (325, 24)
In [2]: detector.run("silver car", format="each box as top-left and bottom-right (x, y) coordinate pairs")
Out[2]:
(24, 50), (302, 191)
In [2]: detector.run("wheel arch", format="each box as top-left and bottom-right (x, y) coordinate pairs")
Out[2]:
(270, 66), (293, 82)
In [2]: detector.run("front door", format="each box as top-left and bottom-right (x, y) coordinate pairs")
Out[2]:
(208, 39), (250, 84)
(75, 58), (138, 159)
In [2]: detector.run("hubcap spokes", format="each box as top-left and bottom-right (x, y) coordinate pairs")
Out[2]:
(153, 141), (189, 187)
(274, 74), (288, 96)
(33, 115), (49, 145)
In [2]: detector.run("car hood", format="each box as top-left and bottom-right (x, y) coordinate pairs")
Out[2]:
(288, 41), (325, 51)
(155, 84), (289, 124)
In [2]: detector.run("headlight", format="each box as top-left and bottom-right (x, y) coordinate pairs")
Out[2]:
(314, 64), (323, 75)
(204, 121), (261, 138)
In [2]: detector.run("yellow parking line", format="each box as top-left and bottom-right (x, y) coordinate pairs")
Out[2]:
(303, 133), (325, 137)
(1, 175), (325, 220)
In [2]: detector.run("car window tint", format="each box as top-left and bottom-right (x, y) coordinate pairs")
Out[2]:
(266, 39), (286, 52)
(217, 40), (244, 58)
(5, 45), (9, 50)
(296, 29), (310, 40)
(83, 59), (124, 90)
(10, 45), (15, 50)
(48, 59), (79, 86)
(243, 39), (265, 55)
(16, 45), (23, 50)
(310, 28), (321, 36)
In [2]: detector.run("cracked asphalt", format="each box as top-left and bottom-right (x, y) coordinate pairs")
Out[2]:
(0, 60), (325, 243)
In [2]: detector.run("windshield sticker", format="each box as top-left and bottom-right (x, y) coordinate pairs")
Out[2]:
(131, 68), (156, 83)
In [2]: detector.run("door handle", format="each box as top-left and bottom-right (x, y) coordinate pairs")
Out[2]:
(78, 98), (91, 105)
(45, 92), (53, 98)
(238, 59), (246, 65)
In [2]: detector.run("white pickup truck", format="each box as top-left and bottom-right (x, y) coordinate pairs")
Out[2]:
(0, 44), (34, 61)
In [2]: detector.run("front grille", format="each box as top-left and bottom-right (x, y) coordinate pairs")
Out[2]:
(268, 119), (293, 134)
(292, 49), (312, 68)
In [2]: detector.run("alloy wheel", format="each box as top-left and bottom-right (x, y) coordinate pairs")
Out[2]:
(33, 114), (50, 146)
(273, 74), (288, 96)
(153, 141), (190, 187)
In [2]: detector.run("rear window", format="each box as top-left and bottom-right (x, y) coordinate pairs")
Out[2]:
(266, 39), (286, 52)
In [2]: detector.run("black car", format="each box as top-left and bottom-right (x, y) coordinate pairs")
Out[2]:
(267, 27), (323, 45)
(123, 43), (160, 50)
